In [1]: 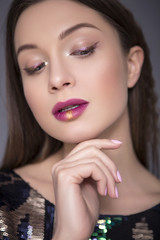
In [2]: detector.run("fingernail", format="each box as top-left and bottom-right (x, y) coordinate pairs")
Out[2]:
(105, 187), (108, 196)
(111, 140), (122, 144)
(117, 170), (122, 182)
(115, 186), (119, 198)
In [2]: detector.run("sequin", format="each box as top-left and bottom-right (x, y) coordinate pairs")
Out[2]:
(0, 211), (9, 238)
(0, 170), (160, 240)
(89, 216), (123, 240)
(132, 217), (154, 240)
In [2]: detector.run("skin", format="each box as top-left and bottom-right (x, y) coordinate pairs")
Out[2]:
(14, 0), (160, 239)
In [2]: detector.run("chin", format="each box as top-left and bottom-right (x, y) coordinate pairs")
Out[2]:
(52, 127), (105, 144)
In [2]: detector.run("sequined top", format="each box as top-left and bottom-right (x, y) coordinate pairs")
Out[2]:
(0, 170), (160, 240)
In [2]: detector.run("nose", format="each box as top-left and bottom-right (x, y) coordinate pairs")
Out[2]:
(48, 61), (75, 93)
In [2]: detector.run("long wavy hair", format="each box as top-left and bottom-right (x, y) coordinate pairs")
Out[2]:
(1, 0), (159, 176)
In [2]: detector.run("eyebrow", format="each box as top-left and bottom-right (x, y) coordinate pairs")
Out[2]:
(16, 23), (101, 57)
(16, 44), (38, 57)
(59, 22), (101, 40)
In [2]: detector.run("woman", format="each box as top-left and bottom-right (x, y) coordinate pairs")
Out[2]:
(0, 0), (160, 239)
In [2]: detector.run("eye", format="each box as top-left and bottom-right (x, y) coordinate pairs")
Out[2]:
(70, 42), (99, 58)
(23, 62), (48, 75)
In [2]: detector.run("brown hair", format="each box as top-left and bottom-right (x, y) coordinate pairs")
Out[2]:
(1, 0), (159, 176)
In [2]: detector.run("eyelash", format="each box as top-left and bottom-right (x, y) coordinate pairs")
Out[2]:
(70, 42), (98, 58)
(24, 62), (46, 76)
(23, 42), (98, 76)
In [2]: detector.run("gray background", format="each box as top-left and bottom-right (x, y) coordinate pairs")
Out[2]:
(0, 1), (160, 166)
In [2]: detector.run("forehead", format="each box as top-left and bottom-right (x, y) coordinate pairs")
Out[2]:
(14, 0), (118, 50)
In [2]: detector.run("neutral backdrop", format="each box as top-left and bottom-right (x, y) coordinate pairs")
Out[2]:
(0, 0), (160, 166)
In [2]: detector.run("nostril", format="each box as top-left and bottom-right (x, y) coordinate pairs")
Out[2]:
(50, 82), (71, 92)
(63, 82), (70, 86)
(52, 86), (58, 90)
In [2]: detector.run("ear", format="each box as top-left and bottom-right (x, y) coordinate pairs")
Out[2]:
(127, 46), (144, 88)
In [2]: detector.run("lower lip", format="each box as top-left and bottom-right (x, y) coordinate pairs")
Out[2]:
(53, 103), (89, 121)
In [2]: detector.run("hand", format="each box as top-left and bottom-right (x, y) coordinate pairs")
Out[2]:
(52, 139), (122, 240)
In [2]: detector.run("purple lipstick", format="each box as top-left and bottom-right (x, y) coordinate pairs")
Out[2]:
(52, 99), (89, 121)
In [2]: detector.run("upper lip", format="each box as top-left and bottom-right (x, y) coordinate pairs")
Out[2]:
(52, 98), (89, 114)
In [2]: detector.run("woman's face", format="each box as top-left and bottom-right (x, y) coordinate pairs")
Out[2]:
(15, 0), (130, 143)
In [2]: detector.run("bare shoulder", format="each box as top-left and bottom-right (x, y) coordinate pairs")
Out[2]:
(14, 151), (61, 181)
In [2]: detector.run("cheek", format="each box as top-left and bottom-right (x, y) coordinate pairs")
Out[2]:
(100, 67), (128, 104)
(77, 55), (129, 133)
(77, 54), (128, 105)
(101, 61), (128, 113)
(23, 81), (47, 119)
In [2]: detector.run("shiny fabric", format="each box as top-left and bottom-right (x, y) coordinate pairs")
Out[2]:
(0, 170), (160, 240)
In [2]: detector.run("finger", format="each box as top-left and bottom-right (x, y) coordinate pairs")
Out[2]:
(67, 139), (122, 157)
(65, 146), (121, 183)
(52, 158), (117, 198)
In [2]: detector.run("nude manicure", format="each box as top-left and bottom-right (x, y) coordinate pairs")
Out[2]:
(117, 170), (122, 182)
(105, 187), (108, 196)
(111, 140), (122, 144)
(115, 186), (119, 198)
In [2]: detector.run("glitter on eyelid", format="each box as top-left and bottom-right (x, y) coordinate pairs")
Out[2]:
(35, 61), (48, 67)
(79, 46), (88, 51)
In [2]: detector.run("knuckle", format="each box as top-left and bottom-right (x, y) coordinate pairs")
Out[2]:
(52, 164), (65, 179)
(92, 158), (101, 166)
(78, 140), (89, 148)
(78, 139), (96, 148)
(51, 161), (60, 174)
(56, 167), (66, 180)
(90, 161), (98, 170)
(90, 158), (96, 166)
(106, 160), (117, 176)
(103, 177), (108, 186)
(107, 180), (116, 196)
(112, 164), (118, 174)
(106, 173), (115, 186)
(89, 146), (98, 155)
